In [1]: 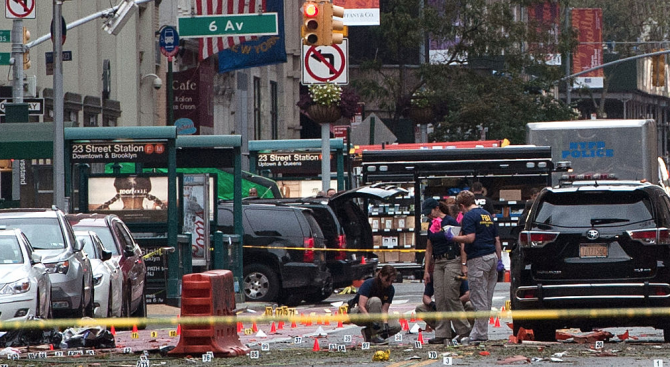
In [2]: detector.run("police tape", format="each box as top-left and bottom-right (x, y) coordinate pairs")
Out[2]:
(7, 307), (670, 330)
(242, 245), (425, 253)
(142, 247), (175, 259)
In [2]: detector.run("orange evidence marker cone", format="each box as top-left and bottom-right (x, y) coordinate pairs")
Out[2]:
(494, 317), (501, 328)
(132, 324), (138, 333)
(489, 316), (494, 325)
(270, 322), (277, 333)
(361, 257), (366, 265)
(278, 321), (284, 330)
(324, 317), (330, 325)
(291, 320), (297, 328)
(252, 322), (258, 332)
(337, 320), (344, 328)
(237, 322), (243, 332)
(176, 323), (181, 336)
(410, 314), (416, 322)
(402, 320), (409, 331)
(312, 338), (321, 351)
(418, 332), (424, 344)
(49, 344), (54, 351)
(110, 325), (116, 336)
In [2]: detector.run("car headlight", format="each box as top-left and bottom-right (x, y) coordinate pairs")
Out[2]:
(0, 278), (30, 295)
(45, 260), (70, 274)
(93, 274), (104, 286)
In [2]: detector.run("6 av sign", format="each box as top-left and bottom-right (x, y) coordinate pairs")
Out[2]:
(178, 13), (278, 38)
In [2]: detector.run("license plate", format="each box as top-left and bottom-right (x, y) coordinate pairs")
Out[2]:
(579, 243), (608, 258)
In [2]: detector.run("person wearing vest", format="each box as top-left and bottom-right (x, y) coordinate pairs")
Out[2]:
(350, 265), (401, 344)
(422, 198), (471, 346)
(452, 190), (502, 344)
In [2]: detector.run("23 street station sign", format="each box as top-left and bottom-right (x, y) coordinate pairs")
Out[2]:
(70, 141), (168, 164)
(257, 152), (334, 175)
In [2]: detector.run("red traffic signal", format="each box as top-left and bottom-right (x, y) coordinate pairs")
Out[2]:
(302, 1), (321, 46)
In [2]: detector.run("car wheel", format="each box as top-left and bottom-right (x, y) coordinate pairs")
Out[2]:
(532, 325), (557, 342)
(243, 264), (280, 302)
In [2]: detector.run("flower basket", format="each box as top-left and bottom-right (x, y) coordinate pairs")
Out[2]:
(308, 104), (342, 123)
(410, 107), (434, 125)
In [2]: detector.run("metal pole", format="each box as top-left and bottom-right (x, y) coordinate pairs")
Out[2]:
(565, 6), (571, 105)
(53, 0), (65, 210)
(167, 57), (174, 126)
(11, 19), (23, 102)
(321, 122), (330, 191)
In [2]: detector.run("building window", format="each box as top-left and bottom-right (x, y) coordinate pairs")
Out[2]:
(270, 81), (278, 139)
(85, 114), (98, 127)
(254, 76), (261, 140)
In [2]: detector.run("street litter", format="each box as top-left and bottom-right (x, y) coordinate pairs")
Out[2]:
(497, 355), (531, 364)
(60, 326), (114, 349)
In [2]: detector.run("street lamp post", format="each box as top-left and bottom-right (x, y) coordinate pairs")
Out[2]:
(53, 0), (65, 210)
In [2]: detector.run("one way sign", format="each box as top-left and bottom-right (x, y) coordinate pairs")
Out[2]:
(0, 98), (44, 115)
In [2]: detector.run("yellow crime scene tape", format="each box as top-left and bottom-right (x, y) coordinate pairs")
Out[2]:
(7, 306), (670, 330)
(142, 247), (175, 259)
(242, 245), (425, 253)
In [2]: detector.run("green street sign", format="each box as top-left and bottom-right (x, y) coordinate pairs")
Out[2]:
(0, 53), (10, 66)
(0, 30), (10, 43)
(177, 13), (278, 38)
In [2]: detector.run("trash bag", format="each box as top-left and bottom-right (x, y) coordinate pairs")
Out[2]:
(60, 326), (115, 349)
(0, 317), (61, 347)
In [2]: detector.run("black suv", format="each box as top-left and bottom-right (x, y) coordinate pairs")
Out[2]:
(217, 203), (331, 306)
(511, 180), (670, 341)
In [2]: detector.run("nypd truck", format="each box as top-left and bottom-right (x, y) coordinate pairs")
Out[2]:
(526, 119), (670, 188)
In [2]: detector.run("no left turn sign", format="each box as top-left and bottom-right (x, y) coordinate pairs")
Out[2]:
(6, 0), (35, 19)
(301, 39), (348, 85)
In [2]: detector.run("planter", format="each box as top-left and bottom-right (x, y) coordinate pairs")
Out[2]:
(308, 104), (342, 123)
(410, 107), (434, 125)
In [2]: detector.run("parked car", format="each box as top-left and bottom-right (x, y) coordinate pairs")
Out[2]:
(252, 184), (406, 297)
(75, 230), (123, 318)
(217, 203), (331, 306)
(0, 208), (93, 318)
(66, 213), (147, 318)
(511, 180), (670, 341)
(0, 227), (52, 321)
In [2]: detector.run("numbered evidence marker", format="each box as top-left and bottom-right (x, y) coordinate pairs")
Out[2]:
(150, 331), (158, 338)
(169, 330), (178, 337)
(294, 336), (303, 344)
(55, 351), (64, 357)
(394, 333), (403, 342)
(131, 332), (140, 339)
(428, 351), (438, 359)
(261, 343), (270, 351)
(137, 360), (150, 367)
(244, 328), (254, 335)
(337, 344), (346, 353)
(86, 350), (95, 356)
(249, 350), (260, 359)
(361, 342), (370, 350)
(123, 347), (133, 354)
(443, 356), (453, 365)
(414, 340), (423, 349)
(202, 353), (212, 363)
(328, 343), (337, 351)
(655, 360), (664, 367)
(595, 340), (604, 350)
(343, 334), (352, 343)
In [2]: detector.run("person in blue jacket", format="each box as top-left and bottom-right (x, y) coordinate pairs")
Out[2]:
(350, 265), (401, 344)
(422, 198), (471, 346)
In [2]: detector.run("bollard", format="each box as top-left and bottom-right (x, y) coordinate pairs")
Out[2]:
(211, 231), (225, 270)
(169, 270), (249, 357)
(178, 233), (193, 275)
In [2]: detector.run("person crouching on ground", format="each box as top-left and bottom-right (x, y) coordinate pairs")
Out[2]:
(350, 265), (401, 344)
(422, 198), (471, 346)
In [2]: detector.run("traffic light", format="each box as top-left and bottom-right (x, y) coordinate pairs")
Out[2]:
(652, 50), (666, 87)
(22, 27), (30, 70)
(322, 2), (344, 46)
(301, 1), (321, 46)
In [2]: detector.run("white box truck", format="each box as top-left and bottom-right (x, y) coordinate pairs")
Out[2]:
(526, 119), (670, 187)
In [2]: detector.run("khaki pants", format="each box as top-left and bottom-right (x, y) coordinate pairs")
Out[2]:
(467, 252), (498, 341)
(433, 257), (471, 339)
(350, 297), (401, 338)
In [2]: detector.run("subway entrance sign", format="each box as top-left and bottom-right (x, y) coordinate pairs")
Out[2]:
(177, 13), (278, 38)
(70, 141), (168, 164)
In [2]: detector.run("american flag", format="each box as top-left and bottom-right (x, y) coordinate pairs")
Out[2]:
(195, 0), (265, 61)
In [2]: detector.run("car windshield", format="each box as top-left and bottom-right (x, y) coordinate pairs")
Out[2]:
(0, 218), (64, 250)
(0, 237), (24, 264)
(72, 226), (119, 255)
(534, 191), (654, 228)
